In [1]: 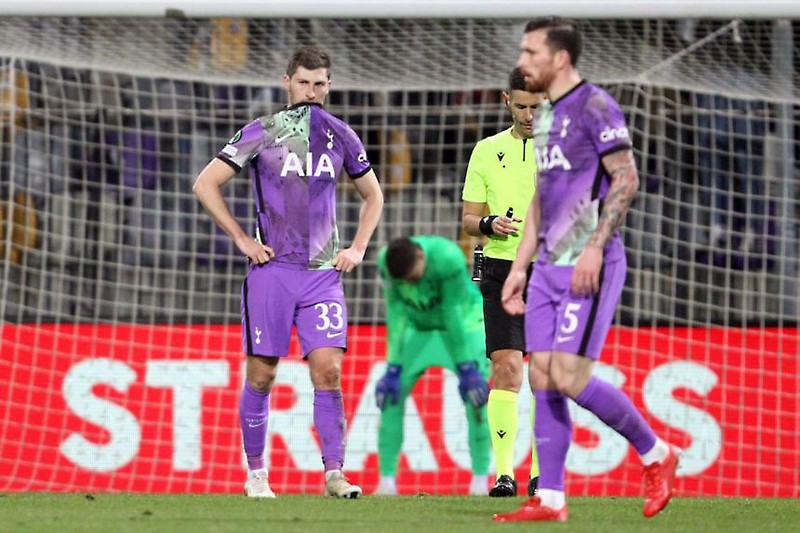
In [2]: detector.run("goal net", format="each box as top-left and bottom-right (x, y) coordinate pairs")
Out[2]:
(1, 16), (797, 497)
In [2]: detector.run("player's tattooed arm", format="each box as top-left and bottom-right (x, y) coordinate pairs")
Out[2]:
(588, 148), (640, 249)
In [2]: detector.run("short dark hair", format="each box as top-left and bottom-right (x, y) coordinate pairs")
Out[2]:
(384, 237), (420, 279)
(286, 45), (332, 77)
(508, 67), (528, 92)
(524, 17), (583, 67)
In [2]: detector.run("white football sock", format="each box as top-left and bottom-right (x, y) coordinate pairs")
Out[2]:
(469, 474), (488, 495)
(325, 469), (342, 482)
(248, 468), (268, 479)
(538, 488), (565, 509)
(640, 438), (669, 466)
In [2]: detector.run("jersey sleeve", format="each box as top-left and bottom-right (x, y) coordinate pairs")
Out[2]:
(584, 90), (633, 158)
(342, 124), (372, 179)
(377, 248), (409, 365)
(216, 119), (267, 171)
(430, 241), (476, 365)
(462, 140), (488, 203)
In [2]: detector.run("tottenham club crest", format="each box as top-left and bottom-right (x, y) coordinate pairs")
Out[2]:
(560, 116), (571, 138)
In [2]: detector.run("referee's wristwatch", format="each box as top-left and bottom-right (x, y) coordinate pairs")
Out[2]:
(479, 215), (498, 236)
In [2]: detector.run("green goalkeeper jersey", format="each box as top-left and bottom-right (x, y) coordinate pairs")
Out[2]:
(462, 126), (537, 261)
(377, 235), (484, 366)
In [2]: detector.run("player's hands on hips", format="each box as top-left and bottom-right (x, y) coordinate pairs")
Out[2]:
(332, 245), (366, 273)
(501, 269), (527, 316)
(456, 362), (489, 408)
(375, 364), (402, 410)
(236, 234), (275, 264)
(572, 244), (603, 295)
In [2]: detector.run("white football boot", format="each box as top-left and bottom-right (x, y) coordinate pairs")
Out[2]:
(324, 470), (362, 499)
(244, 471), (276, 498)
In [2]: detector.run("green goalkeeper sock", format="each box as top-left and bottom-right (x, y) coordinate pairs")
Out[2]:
(488, 389), (518, 478)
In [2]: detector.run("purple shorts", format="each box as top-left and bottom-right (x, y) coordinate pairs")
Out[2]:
(524, 258), (626, 360)
(241, 263), (347, 358)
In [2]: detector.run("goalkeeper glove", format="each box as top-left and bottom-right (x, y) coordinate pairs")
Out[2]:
(375, 364), (402, 410)
(456, 361), (489, 408)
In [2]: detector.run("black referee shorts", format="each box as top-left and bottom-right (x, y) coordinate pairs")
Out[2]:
(479, 257), (533, 357)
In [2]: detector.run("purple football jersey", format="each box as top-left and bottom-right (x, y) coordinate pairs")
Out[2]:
(217, 103), (372, 270)
(533, 81), (633, 266)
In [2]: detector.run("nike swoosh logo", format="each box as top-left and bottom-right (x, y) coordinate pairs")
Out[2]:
(247, 421), (266, 428)
(556, 335), (575, 343)
(326, 331), (345, 338)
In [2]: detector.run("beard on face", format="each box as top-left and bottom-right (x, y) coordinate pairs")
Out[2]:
(525, 80), (542, 92)
(523, 64), (555, 93)
(524, 72), (551, 93)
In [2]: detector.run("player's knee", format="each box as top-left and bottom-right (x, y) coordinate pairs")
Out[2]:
(311, 364), (341, 389)
(247, 375), (275, 393)
(490, 352), (523, 391)
(527, 359), (549, 390)
(550, 370), (584, 398)
(245, 355), (279, 393)
(491, 367), (522, 391)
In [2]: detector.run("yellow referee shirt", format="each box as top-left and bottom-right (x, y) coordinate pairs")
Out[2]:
(462, 127), (537, 261)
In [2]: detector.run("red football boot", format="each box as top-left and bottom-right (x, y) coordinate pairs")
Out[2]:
(492, 496), (568, 522)
(642, 445), (681, 517)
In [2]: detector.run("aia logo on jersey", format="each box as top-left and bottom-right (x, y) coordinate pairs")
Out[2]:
(599, 126), (630, 143)
(535, 145), (572, 171)
(280, 152), (335, 178)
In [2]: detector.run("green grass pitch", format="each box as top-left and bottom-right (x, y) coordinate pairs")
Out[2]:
(1, 493), (796, 532)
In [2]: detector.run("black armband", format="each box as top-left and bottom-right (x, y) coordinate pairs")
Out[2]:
(479, 215), (498, 236)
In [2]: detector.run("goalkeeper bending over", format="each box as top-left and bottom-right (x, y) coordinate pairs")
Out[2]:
(374, 235), (491, 496)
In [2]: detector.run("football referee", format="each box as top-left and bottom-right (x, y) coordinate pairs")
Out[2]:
(461, 67), (545, 498)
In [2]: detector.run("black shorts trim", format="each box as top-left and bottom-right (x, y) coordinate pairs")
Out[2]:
(577, 265), (605, 356)
(242, 276), (253, 354)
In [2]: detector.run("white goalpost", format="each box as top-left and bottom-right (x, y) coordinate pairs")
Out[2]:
(0, 5), (797, 498)
(0, 1), (797, 18)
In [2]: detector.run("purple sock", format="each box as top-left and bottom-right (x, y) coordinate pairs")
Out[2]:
(239, 381), (269, 471)
(314, 389), (346, 472)
(534, 389), (572, 492)
(574, 376), (657, 455)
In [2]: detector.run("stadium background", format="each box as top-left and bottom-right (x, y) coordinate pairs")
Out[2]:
(1, 4), (798, 498)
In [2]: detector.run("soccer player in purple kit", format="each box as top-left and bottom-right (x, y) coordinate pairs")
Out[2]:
(493, 18), (680, 521)
(193, 45), (383, 499)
